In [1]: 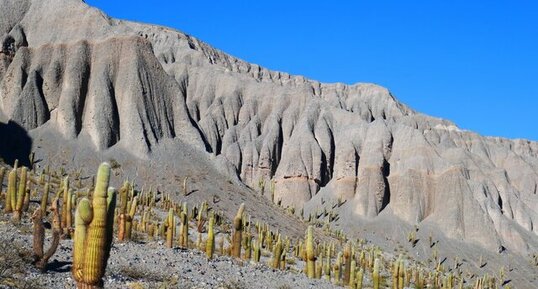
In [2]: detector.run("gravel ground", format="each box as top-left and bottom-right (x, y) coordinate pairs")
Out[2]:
(0, 217), (340, 289)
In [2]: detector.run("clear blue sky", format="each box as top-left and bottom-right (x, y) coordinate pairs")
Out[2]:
(86, 0), (538, 141)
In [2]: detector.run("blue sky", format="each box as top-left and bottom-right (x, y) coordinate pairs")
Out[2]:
(86, 1), (538, 141)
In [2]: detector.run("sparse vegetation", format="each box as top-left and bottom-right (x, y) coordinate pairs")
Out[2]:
(0, 159), (521, 289)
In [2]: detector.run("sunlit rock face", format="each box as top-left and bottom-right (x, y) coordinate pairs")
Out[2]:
(2, 0), (538, 254)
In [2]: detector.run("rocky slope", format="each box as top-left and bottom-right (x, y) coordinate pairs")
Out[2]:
(1, 0), (538, 259)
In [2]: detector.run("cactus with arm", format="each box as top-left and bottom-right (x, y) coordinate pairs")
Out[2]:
(231, 203), (245, 258)
(72, 163), (116, 289)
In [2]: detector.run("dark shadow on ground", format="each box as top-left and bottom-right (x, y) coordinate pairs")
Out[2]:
(0, 120), (32, 167)
(46, 260), (72, 273)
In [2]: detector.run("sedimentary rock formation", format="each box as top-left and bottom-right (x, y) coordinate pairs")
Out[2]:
(1, 0), (538, 254)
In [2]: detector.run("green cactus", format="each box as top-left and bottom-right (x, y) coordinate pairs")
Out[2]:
(179, 207), (189, 248)
(126, 196), (137, 239)
(356, 268), (364, 289)
(272, 235), (283, 269)
(244, 232), (252, 260)
(392, 259), (399, 289)
(349, 259), (357, 288)
(40, 182), (50, 214)
(13, 166), (27, 221)
(72, 163), (117, 289)
(373, 258), (380, 289)
(4, 166), (16, 213)
(398, 259), (404, 289)
(231, 203), (245, 258)
(118, 182), (137, 241)
(315, 257), (322, 279)
(206, 214), (215, 259)
(333, 252), (342, 285)
(166, 208), (175, 248)
(65, 190), (74, 237)
(324, 247), (331, 280)
(306, 225), (316, 278)
(343, 242), (352, 285)
(253, 238), (261, 263)
(61, 176), (69, 228)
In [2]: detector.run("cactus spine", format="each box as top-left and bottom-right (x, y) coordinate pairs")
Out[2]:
(231, 203), (245, 258)
(306, 225), (316, 278)
(72, 163), (116, 289)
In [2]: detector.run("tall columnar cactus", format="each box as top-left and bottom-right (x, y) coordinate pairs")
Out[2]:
(4, 166), (16, 213)
(315, 257), (322, 279)
(118, 182), (129, 241)
(333, 252), (342, 285)
(392, 259), (399, 289)
(349, 259), (357, 288)
(343, 242), (352, 285)
(61, 176), (69, 228)
(306, 225), (316, 278)
(243, 232), (252, 260)
(40, 182), (50, 214)
(231, 203), (245, 258)
(125, 195), (137, 239)
(118, 182), (138, 241)
(356, 268), (364, 289)
(179, 206), (189, 248)
(324, 247), (331, 280)
(253, 238), (261, 262)
(72, 163), (116, 289)
(13, 166), (27, 221)
(373, 258), (380, 289)
(414, 270), (423, 289)
(206, 214), (215, 259)
(197, 201), (207, 230)
(272, 235), (283, 269)
(66, 190), (74, 237)
(398, 259), (405, 289)
(166, 208), (175, 248)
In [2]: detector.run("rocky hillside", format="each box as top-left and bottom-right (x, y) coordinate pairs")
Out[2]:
(1, 0), (538, 259)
